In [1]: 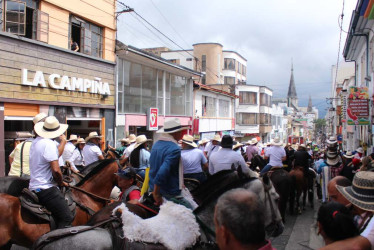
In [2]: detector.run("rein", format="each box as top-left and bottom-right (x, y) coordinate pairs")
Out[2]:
(69, 185), (112, 203)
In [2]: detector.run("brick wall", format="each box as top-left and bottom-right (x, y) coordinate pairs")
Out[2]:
(0, 33), (115, 108)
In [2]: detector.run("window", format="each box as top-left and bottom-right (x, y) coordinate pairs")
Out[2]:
(224, 76), (235, 85)
(242, 65), (246, 76)
(202, 75), (206, 85)
(224, 58), (235, 70)
(2, 0), (48, 42)
(170, 75), (185, 115)
(186, 58), (193, 61)
(236, 113), (257, 125)
(157, 70), (164, 115)
(219, 99), (230, 117)
(237, 61), (242, 74)
(70, 15), (103, 58)
(201, 55), (206, 72)
(260, 93), (271, 106)
(202, 96), (216, 117)
(239, 91), (257, 104)
(260, 113), (271, 125)
(141, 66), (157, 113)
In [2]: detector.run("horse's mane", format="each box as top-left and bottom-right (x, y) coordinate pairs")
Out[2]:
(192, 170), (257, 213)
(76, 159), (116, 187)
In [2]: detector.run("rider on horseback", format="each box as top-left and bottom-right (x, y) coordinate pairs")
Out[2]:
(29, 116), (74, 229)
(260, 138), (286, 176)
(83, 132), (104, 166)
(294, 144), (311, 177)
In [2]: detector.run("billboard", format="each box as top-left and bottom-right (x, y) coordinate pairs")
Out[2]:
(347, 87), (369, 125)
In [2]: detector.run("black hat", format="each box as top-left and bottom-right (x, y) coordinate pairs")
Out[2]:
(115, 167), (136, 179)
(221, 135), (233, 148)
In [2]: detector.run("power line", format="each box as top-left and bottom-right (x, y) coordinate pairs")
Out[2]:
(334, 0), (345, 90)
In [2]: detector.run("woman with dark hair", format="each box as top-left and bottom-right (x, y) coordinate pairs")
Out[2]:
(69, 138), (85, 173)
(317, 201), (359, 245)
(115, 167), (140, 203)
(130, 135), (152, 179)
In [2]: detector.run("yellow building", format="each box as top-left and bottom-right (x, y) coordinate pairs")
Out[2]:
(0, 0), (116, 176)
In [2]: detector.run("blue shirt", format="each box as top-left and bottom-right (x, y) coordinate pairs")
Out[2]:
(181, 148), (207, 174)
(149, 140), (181, 196)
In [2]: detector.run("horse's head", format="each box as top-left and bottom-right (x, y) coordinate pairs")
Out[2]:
(245, 177), (284, 237)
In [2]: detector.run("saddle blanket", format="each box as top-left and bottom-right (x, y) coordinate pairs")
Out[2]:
(113, 201), (200, 250)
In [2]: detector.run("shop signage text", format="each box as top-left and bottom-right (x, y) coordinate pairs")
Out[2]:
(21, 69), (111, 95)
(347, 86), (369, 125)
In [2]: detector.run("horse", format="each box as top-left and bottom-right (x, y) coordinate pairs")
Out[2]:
(250, 154), (291, 223)
(31, 170), (284, 250)
(0, 159), (119, 248)
(289, 166), (308, 214)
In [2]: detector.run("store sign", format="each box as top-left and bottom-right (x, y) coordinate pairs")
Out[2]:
(21, 69), (111, 95)
(147, 108), (158, 131)
(341, 95), (347, 123)
(347, 87), (369, 125)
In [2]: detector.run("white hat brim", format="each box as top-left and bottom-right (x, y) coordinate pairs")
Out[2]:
(156, 126), (189, 134)
(134, 139), (152, 149)
(182, 140), (197, 148)
(34, 123), (68, 139)
(85, 135), (102, 142)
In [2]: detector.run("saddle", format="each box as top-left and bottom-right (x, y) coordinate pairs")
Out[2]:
(267, 167), (283, 178)
(19, 188), (76, 227)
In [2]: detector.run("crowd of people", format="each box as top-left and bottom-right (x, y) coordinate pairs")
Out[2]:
(7, 113), (374, 249)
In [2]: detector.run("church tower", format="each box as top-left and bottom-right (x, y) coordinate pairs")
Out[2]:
(307, 95), (313, 112)
(287, 62), (298, 108)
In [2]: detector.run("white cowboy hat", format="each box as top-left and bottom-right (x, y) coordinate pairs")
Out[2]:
(157, 118), (189, 134)
(199, 138), (210, 145)
(14, 131), (33, 141)
(299, 144), (306, 149)
(182, 134), (197, 148)
(248, 138), (258, 145)
(120, 138), (130, 144)
(344, 151), (354, 158)
(212, 134), (221, 142)
(326, 136), (338, 144)
(271, 137), (283, 146)
(74, 138), (86, 146)
(134, 135), (152, 149)
(128, 134), (136, 143)
(233, 143), (243, 150)
(356, 147), (364, 154)
(85, 131), (102, 142)
(67, 134), (78, 142)
(34, 116), (68, 139)
(33, 112), (48, 125)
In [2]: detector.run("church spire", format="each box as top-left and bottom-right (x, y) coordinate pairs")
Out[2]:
(287, 61), (297, 98)
(307, 95), (313, 112)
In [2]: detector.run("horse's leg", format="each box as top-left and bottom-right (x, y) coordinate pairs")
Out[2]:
(296, 189), (302, 214)
(289, 175), (296, 215)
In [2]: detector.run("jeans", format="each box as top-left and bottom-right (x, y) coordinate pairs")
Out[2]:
(36, 186), (74, 229)
(184, 172), (207, 184)
(260, 164), (273, 176)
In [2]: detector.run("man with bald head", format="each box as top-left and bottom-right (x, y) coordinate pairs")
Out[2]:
(327, 176), (351, 206)
(214, 188), (274, 250)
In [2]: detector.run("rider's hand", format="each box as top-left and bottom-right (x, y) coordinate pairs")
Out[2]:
(59, 134), (66, 142)
(153, 193), (163, 206)
(61, 181), (69, 187)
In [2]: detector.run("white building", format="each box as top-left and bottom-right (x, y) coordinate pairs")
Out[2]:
(270, 103), (288, 143)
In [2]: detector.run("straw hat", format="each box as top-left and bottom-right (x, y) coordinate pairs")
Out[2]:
(182, 134), (197, 148)
(344, 151), (354, 158)
(233, 143), (243, 150)
(199, 138), (210, 145)
(14, 132), (33, 141)
(128, 134), (136, 143)
(68, 134), (78, 142)
(157, 118), (189, 134)
(212, 134), (221, 142)
(248, 138), (258, 145)
(299, 144), (306, 149)
(356, 147), (364, 154)
(326, 136), (338, 144)
(272, 137), (283, 146)
(33, 112), (48, 125)
(337, 171), (374, 212)
(34, 116), (68, 139)
(120, 138), (130, 145)
(85, 132), (102, 142)
(134, 135), (152, 149)
(74, 138), (86, 146)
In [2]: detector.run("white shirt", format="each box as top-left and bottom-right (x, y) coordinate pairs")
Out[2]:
(181, 148), (208, 174)
(69, 148), (85, 171)
(62, 141), (75, 163)
(209, 148), (249, 175)
(361, 216), (374, 249)
(265, 146), (286, 167)
(29, 137), (59, 191)
(54, 140), (64, 167)
(205, 142), (221, 158)
(83, 142), (102, 165)
(124, 143), (136, 158)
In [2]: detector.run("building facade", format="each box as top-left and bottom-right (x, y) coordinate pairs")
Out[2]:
(0, 0), (116, 176)
(115, 42), (201, 144)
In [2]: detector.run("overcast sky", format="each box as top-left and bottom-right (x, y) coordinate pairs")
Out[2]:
(117, 0), (357, 118)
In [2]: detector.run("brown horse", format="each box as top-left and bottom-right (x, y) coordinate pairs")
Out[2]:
(289, 166), (308, 214)
(0, 159), (119, 248)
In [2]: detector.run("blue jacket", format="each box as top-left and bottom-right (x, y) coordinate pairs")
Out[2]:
(149, 140), (181, 196)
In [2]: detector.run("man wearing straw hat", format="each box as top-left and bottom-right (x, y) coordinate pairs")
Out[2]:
(29, 116), (74, 229)
(260, 137), (286, 176)
(83, 132), (104, 166)
(204, 134), (221, 159)
(121, 134), (137, 165)
(149, 118), (191, 207)
(321, 171), (374, 250)
(246, 138), (259, 162)
(181, 134), (208, 183)
(62, 134), (78, 165)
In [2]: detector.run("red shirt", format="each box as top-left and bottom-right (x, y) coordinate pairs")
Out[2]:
(119, 189), (141, 201)
(258, 240), (276, 250)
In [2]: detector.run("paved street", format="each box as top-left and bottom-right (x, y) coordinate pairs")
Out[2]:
(271, 194), (325, 250)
